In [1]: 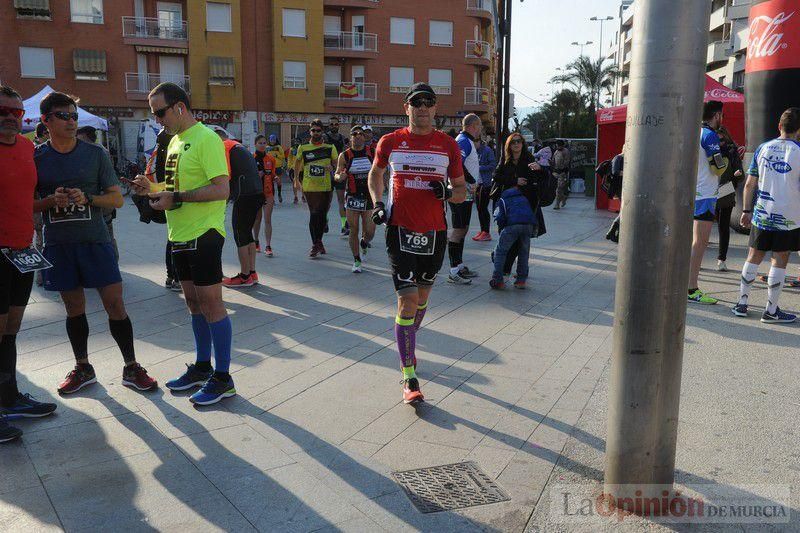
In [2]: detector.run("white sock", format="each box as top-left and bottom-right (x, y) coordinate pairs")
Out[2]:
(450, 264), (464, 276)
(738, 262), (759, 305)
(766, 266), (786, 314)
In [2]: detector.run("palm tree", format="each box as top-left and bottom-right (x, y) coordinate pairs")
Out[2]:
(550, 56), (621, 116)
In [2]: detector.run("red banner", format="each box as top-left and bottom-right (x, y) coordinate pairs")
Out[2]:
(746, 0), (800, 72)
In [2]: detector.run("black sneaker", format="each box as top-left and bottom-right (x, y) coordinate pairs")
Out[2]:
(165, 277), (174, 289)
(459, 266), (479, 278)
(0, 415), (22, 443)
(2, 393), (57, 419)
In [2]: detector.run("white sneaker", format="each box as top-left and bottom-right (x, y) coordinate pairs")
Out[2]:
(352, 261), (362, 273)
(717, 260), (728, 272)
(447, 272), (472, 284)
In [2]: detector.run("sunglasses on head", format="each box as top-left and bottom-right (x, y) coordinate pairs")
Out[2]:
(152, 104), (175, 119)
(0, 106), (24, 119)
(408, 97), (436, 108)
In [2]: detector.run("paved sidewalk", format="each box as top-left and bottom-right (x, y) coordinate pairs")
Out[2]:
(2, 196), (798, 532)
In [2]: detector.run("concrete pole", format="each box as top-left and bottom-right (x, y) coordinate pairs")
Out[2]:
(494, 0), (506, 156)
(501, 0), (513, 138)
(604, 0), (712, 510)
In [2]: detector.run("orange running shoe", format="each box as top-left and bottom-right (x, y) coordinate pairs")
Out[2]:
(222, 274), (254, 288)
(402, 378), (424, 404)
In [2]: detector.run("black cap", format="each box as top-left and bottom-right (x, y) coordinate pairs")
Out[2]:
(404, 83), (437, 102)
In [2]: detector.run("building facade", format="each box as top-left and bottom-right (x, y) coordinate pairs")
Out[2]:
(606, 0), (750, 106)
(1, 0), (497, 166)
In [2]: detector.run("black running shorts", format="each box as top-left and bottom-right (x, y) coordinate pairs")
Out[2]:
(171, 229), (224, 287)
(0, 255), (34, 315)
(450, 200), (474, 229)
(749, 227), (800, 252)
(231, 194), (265, 247)
(385, 225), (447, 293)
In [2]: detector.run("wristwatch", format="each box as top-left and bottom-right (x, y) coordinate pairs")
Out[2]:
(171, 190), (183, 210)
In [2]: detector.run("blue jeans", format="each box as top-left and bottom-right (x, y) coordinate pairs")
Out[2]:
(492, 224), (534, 282)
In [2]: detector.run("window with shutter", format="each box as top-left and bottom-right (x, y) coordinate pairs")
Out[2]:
(73, 49), (107, 81)
(283, 61), (306, 89)
(389, 67), (414, 93)
(208, 57), (236, 86)
(390, 18), (415, 45)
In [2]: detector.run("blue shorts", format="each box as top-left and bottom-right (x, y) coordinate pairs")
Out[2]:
(693, 198), (717, 221)
(43, 242), (122, 292)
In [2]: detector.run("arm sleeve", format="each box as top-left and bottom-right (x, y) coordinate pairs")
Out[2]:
(375, 135), (392, 168)
(97, 147), (120, 191)
(747, 145), (761, 177)
(203, 134), (231, 181)
(447, 138), (465, 179)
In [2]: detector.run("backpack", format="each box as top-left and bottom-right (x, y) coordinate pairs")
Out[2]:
(538, 170), (558, 207)
(596, 159), (613, 194)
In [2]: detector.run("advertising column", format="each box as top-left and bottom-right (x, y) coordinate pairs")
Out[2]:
(745, 0), (800, 150)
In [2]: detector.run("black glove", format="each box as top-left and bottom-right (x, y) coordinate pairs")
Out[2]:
(430, 180), (453, 200)
(372, 201), (387, 225)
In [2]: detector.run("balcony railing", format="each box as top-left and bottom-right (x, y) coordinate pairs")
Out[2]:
(324, 82), (377, 101)
(125, 72), (191, 95)
(122, 16), (188, 41)
(429, 85), (452, 95)
(466, 0), (492, 14)
(323, 31), (378, 53)
(465, 40), (491, 60)
(465, 87), (490, 106)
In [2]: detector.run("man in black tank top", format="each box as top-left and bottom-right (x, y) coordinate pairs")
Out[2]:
(334, 125), (375, 273)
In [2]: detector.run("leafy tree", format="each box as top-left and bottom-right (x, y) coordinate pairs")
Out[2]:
(550, 56), (621, 117)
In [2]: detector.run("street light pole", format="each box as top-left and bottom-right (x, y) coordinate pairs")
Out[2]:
(604, 0), (712, 511)
(589, 15), (614, 62)
(571, 40), (593, 58)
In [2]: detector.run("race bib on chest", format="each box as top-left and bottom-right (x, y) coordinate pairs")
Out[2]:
(2, 246), (53, 273)
(309, 165), (326, 177)
(48, 203), (92, 223)
(345, 195), (368, 211)
(398, 227), (436, 256)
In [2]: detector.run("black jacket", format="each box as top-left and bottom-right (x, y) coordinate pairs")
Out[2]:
(492, 154), (548, 236)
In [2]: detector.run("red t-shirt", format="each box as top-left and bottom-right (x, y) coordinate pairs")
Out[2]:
(375, 128), (463, 232)
(255, 151), (277, 197)
(0, 135), (37, 249)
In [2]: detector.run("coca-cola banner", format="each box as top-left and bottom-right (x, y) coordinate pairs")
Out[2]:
(746, 0), (800, 73)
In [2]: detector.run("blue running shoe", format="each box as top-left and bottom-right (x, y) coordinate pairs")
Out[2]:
(731, 303), (748, 317)
(1, 393), (57, 419)
(165, 363), (213, 391)
(189, 375), (236, 405)
(761, 307), (797, 324)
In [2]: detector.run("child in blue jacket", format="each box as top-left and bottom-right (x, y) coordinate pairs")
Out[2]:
(491, 186), (537, 289)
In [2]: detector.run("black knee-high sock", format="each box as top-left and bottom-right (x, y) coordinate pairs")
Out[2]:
(448, 240), (464, 268)
(109, 317), (136, 365)
(66, 314), (90, 361)
(0, 335), (18, 406)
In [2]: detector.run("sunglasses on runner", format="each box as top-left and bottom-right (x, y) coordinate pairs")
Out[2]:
(408, 97), (436, 108)
(0, 106), (24, 119)
(48, 111), (79, 122)
(152, 104), (174, 119)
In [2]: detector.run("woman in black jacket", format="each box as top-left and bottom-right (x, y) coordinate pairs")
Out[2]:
(491, 132), (548, 276)
(715, 125), (744, 271)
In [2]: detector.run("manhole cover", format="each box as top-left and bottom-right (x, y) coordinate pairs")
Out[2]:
(392, 461), (511, 513)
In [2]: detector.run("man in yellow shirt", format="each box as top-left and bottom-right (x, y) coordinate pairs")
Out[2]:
(294, 119), (338, 258)
(131, 83), (235, 406)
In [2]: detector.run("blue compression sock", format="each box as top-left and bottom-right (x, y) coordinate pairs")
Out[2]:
(191, 314), (212, 364)
(208, 316), (233, 373)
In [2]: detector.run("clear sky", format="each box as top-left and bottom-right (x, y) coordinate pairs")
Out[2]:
(509, 0), (622, 117)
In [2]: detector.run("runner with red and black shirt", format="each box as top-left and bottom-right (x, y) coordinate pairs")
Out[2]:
(335, 125), (375, 273)
(0, 85), (58, 443)
(368, 83), (466, 404)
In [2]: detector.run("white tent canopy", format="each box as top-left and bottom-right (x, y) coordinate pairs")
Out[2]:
(21, 85), (108, 133)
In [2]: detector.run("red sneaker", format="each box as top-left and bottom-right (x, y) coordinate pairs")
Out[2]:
(222, 274), (254, 288)
(309, 243), (320, 258)
(255, 242), (261, 253)
(250, 272), (259, 285)
(58, 365), (97, 395)
(264, 246), (273, 257)
(471, 232), (484, 241)
(122, 363), (158, 391)
(513, 280), (527, 290)
(319, 242), (327, 255)
(477, 232), (492, 242)
(402, 378), (424, 404)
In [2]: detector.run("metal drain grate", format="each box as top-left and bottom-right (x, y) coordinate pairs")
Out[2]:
(392, 461), (511, 513)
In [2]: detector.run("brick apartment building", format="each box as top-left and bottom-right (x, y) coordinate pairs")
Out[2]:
(1, 0), (497, 166)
